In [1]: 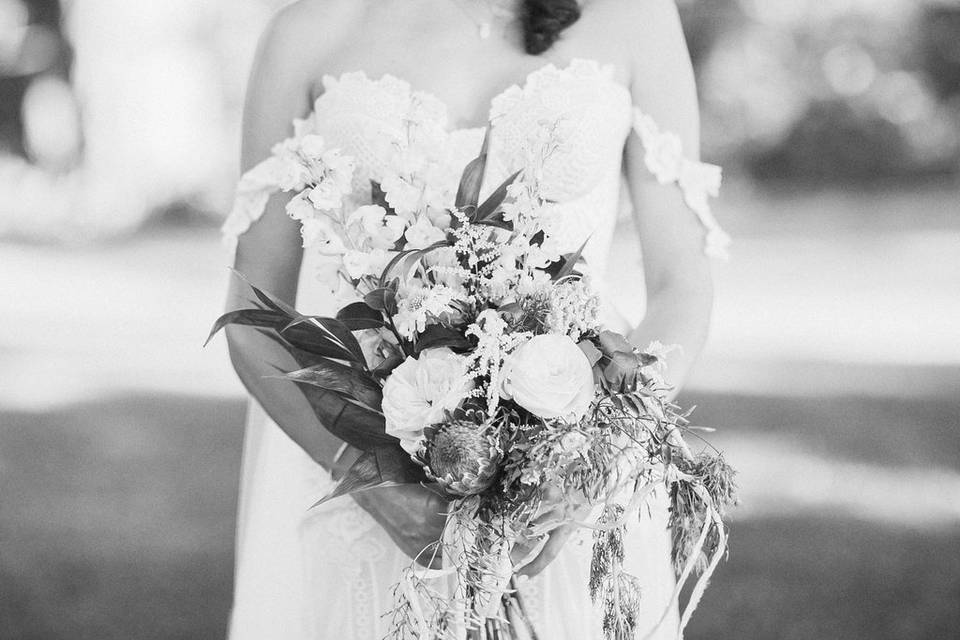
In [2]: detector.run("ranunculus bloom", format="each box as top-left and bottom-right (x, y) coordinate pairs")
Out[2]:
(500, 334), (595, 422)
(382, 348), (474, 454)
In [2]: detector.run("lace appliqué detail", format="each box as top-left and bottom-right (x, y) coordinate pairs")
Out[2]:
(221, 116), (318, 252)
(221, 157), (283, 251)
(631, 108), (730, 259)
(490, 59), (631, 203)
(487, 60), (632, 263)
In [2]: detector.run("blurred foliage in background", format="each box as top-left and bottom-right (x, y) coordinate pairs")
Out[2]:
(1, 0), (959, 241)
(680, 0), (960, 183)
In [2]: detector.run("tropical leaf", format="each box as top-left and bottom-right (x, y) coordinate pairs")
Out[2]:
(207, 306), (361, 363)
(205, 308), (286, 346)
(230, 269), (298, 317)
(338, 317), (385, 331)
(413, 325), (473, 355)
(278, 359), (383, 410)
(455, 127), (491, 209)
(379, 248), (423, 286)
(296, 383), (397, 451)
(549, 236), (591, 281)
(364, 287), (398, 315)
(270, 321), (361, 363)
(337, 301), (383, 324)
(256, 330), (325, 369)
(253, 323), (353, 363)
(371, 353), (405, 379)
(474, 170), (521, 222)
(312, 445), (428, 506)
(282, 316), (366, 364)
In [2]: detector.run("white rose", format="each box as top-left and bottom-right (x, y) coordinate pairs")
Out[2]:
(382, 348), (474, 454)
(501, 334), (595, 422)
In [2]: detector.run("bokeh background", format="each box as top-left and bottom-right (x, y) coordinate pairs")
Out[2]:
(2, 0), (959, 638)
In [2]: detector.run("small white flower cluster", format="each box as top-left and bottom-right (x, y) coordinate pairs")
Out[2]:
(542, 278), (602, 342)
(264, 133), (356, 251)
(394, 283), (464, 340)
(228, 83), (470, 297)
(445, 210), (545, 305)
(464, 309), (531, 415)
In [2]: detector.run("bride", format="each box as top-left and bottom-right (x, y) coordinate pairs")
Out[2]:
(221, 0), (720, 637)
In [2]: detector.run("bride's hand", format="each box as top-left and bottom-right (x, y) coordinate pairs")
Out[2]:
(352, 485), (449, 569)
(511, 487), (594, 578)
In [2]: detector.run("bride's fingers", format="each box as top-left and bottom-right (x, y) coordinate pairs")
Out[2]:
(510, 533), (549, 569)
(515, 524), (576, 578)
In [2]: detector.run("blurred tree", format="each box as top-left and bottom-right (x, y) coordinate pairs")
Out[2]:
(920, 5), (960, 99)
(677, 0), (742, 69)
(749, 99), (909, 182)
(0, 0), (71, 157)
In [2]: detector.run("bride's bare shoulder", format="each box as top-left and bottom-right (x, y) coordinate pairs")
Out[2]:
(583, 0), (686, 59)
(585, 0), (687, 50)
(255, 0), (364, 71)
(586, 0), (695, 98)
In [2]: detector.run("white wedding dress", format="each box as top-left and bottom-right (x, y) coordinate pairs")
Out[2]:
(223, 59), (724, 640)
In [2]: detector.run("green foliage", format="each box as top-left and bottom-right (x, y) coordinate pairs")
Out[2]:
(208, 276), (427, 501)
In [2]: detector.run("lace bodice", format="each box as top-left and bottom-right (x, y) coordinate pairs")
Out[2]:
(311, 59), (631, 275)
(223, 58), (728, 291)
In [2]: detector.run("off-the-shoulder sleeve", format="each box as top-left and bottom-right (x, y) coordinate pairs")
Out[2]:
(221, 115), (317, 253)
(221, 156), (288, 252)
(631, 107), (730, 259)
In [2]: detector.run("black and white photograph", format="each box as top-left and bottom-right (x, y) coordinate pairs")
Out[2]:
(1, 1), (958, 639)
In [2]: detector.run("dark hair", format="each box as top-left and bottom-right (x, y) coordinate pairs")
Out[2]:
(520, 0), (581, 55)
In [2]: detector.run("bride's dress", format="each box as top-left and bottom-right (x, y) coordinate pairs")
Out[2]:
(224, 59), (718, 639)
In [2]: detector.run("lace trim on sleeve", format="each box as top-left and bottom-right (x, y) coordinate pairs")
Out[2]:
(631, 107), (730, 259)
(221, 116), (317, 252)
(221, 157), (284, 252)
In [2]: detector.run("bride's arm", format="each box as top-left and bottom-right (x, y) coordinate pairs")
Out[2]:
(223, 7), (448, 565)
(224, 6), (348, 469)
(622, 0), (714, 397)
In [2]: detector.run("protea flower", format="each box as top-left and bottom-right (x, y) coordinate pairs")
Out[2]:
(424, 420), (502, 497)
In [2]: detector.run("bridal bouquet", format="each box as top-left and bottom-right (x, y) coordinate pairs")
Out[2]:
(211, 121), (735, 640)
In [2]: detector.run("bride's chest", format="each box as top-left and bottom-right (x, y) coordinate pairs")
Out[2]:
(306, 59), (633, 203)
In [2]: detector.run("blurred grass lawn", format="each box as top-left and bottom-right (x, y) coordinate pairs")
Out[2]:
(1, 183), (958, 639)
